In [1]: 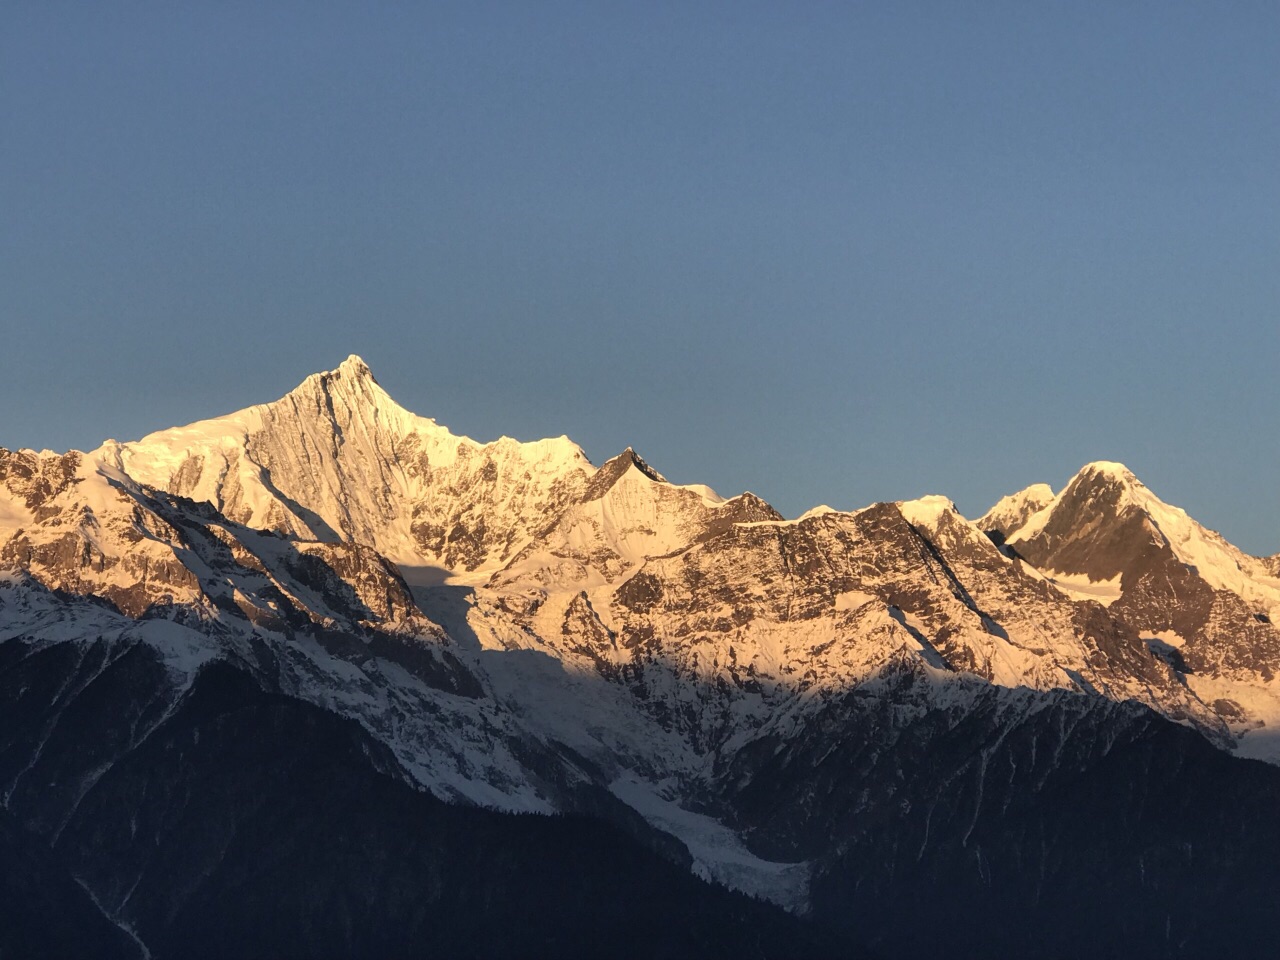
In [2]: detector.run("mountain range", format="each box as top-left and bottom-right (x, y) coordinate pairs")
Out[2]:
(3, 356), (1278, 959)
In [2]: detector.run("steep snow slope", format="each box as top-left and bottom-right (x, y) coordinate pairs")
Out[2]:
(976, 482), (1054, 539)
(490, 448), (780, 591)
(97, 356), (594, 572)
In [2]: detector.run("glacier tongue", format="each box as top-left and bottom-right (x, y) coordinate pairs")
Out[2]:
(610, 775), (810, 913)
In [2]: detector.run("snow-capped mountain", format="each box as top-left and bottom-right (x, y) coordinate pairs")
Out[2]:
(1004, 461), (1278, 612)
(490, 446), (781, 590)
(3, 357), (1279, 960)
(995, 461), (1280, 761)
(98, 356), (594, 572)
(975, 481), (1054, 539)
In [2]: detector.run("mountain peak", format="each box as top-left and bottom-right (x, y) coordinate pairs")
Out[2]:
(1005, 458), (1280, 611)
(621, 447), (667, 483)
(294, 354), (381, 396)
(898, 495), (959, 530)
(278, 355), (420, 435)
(337, 353), (374, 379)
(1045, 461), (1155, 523)
(1010, 461), (1150, 550)
(1009, 460), (1199, 588)
(579, 448), (668, 502)
(1076, 460), (1140, 486)
(978, 483), (1055, 539)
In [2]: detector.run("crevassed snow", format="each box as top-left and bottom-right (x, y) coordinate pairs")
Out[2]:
(834, 589), (878, 612)
(610, 775), (810, 913)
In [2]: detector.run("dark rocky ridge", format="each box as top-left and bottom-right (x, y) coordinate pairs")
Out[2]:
(0, 645), (857, 959)
(1010, 464), (1280, 684)
(794, 669), (1280, 960)
(1011, 466), (1168, 586)
(0, 803), (143, 960)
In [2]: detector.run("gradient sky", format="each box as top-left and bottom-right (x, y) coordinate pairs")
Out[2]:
(3, 2), (1277, 553)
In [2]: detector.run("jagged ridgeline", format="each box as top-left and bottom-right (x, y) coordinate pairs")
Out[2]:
(2, 356), (1279, 959)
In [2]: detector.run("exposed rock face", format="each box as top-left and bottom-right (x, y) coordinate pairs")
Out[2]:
(0, 448), (82, 518)
(999, 461), (1280, 750)
(0, 457), (203, 618)
(3, 359), (1280, 958)
(1009, 463), (1171, 585)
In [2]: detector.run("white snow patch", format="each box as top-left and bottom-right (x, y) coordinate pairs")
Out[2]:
(684, 482), (727, 506)
(835, 589), (878, 612)
(798, 505), (838, 520)
(1183, 673), (1280, 765)
(128, 619), (222, 681)
(898, 495), (957, 528)
(0, 496), (32, 544)
(610, 775), (810, 913)
(1148, 630), (1187, 649)
(1043, 570), (1124, 606)
(978, 483), (1054, 538)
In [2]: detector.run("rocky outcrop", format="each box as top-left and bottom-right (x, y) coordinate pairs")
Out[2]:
(995, 461), (1280, 745)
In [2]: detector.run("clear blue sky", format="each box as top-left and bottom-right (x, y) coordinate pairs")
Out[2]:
(2, 2), (1277, 553)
